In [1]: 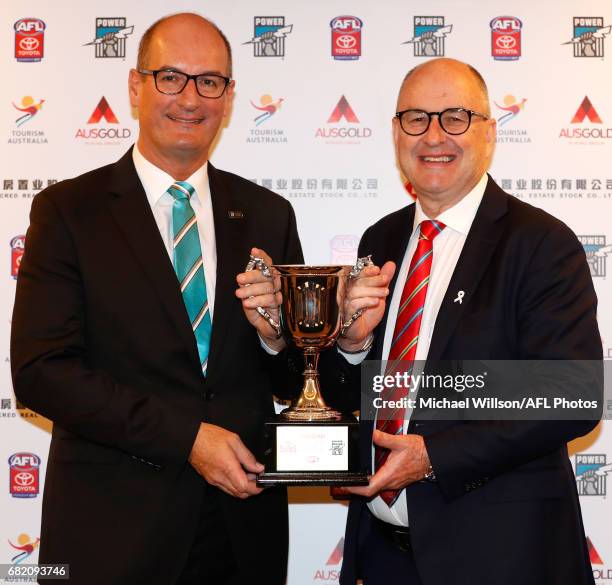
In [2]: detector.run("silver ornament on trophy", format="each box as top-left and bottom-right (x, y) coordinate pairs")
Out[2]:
(245, 255), (372, 486)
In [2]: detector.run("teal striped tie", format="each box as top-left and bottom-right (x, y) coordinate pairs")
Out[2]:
(167, 181), (212, 375)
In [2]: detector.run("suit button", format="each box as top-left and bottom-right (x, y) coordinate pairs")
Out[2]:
(205, 391), (215, 401)
(338, 373), (346, 384)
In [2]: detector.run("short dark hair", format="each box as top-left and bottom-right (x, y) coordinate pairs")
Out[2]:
(136, 13), (233, 77)
(402, 60), (490, 116)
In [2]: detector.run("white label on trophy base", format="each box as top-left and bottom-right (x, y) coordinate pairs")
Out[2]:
(276, 425), (349, 471)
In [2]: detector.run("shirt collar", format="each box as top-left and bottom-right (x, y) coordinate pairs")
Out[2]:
(132, 144), (210, 206)
(412, 173), (488, 237)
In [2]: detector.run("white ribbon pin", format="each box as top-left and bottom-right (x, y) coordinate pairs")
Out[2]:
(454, 290), (465, 304)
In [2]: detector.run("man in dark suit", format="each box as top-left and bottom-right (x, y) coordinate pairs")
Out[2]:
(329, 58), (601, 585)
(11, 13), (301, 585)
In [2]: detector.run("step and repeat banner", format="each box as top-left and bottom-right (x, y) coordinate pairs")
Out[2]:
(1, 1), (611, 583)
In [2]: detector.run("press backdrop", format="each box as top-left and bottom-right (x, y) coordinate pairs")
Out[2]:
(1, 1), (611, 583)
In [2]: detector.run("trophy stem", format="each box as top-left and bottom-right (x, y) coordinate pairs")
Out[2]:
(281, 349), (341, 421)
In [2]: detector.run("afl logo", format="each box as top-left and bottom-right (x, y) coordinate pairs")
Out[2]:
(14, 18), (46, 62)
(330, 234), (359, 264)
(10, 235), (25, 280)
(331, 16), (363, 60)
(9, 452), (41, 498)
(490, 16), (522, 60)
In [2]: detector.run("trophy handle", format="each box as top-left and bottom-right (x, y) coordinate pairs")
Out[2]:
(244, 255), (283, 339)
(340, 255), (374, 337)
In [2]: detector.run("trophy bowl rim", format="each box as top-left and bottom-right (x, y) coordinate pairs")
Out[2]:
(272, 264), (352, 276)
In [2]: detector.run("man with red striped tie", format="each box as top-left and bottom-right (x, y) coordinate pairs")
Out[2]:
(329, 58), (601, 585)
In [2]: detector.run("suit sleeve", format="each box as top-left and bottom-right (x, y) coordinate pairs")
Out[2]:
(282, 199), (303, 266)
(10, 191), (202, 470)
(425, 222), (603, 501)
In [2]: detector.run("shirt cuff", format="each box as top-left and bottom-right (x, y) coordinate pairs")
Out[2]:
(259, 334), (279, 355)
(337, 335), (373, 364)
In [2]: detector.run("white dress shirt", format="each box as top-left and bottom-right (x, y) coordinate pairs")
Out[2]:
(132, 145), (217, 320)
(362, 174), (488, 526)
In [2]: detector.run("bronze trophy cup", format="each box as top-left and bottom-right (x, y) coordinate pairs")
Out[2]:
(247, 259), (369, 486)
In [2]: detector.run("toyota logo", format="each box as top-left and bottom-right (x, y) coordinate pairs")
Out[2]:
(14, 472), (35, 486)
(336, 35), (356, 49)
(496, 35), (516, 49)
(19, 38), (39, 51)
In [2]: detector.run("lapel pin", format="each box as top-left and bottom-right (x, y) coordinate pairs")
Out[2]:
(454, 290), (465, 304)
(228, 210), (244, 219)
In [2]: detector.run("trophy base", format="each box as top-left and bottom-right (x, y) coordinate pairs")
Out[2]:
(257, 413), (367, 487)
(280, 407), (342, 421)
(257, 471), (368, 487)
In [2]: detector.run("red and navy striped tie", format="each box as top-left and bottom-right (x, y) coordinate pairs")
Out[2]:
(375, 219), (445, 506)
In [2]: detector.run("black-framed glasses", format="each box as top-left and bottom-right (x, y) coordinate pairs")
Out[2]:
(138, 68), (232, 99)
(396, 107), (489, 136)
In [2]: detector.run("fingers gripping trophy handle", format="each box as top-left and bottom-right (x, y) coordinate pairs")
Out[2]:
(340, 255), (374, 337)
(245, 255), (283, 339)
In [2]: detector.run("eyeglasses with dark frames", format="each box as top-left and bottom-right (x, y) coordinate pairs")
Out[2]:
(395, 107), (489, 136)
(138, 68), (232, 99)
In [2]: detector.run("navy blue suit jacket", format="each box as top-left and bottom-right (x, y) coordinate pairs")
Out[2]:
(321, 177), (601, 585)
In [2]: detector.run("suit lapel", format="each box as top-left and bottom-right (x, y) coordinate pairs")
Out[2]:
(106, 149), (201, 368)
(204, 164), (248, 386)
(362, 205), (415, 456)
(371, 205), (416, 360)
(427, 177), (509, 361)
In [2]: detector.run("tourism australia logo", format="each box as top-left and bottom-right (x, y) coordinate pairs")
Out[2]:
(8, 96), (48, 145)
(494, 94), (530, 144)
(246, 94), (287, 144)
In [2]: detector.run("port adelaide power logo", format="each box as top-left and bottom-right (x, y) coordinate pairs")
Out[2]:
(244, 17), (293, 57)
(563, 17), (611, 58)
(83, 17), (134, 58)
(403, 17), (452, 57)
(575, 453), (611, 496)
(578, 235), (612, 278)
